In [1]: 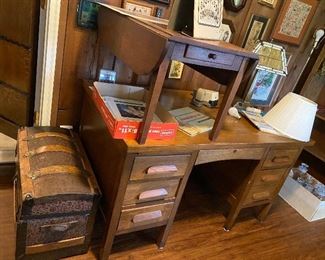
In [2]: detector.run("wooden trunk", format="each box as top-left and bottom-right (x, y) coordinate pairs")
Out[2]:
(15, 127), (100, 260)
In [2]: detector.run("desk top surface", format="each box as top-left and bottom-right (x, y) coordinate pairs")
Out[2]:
(120, 90), (305, 153)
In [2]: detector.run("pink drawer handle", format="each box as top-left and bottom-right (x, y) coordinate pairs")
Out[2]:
(133, 210), (162, 223)
(147, 165), (178, 175)
(139, 188), (168, 201)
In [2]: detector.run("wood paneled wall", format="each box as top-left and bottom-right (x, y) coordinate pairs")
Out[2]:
(52, 0), (325, 126)
(0, 0), (39, 138)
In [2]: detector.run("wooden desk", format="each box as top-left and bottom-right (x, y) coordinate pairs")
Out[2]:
(97, 5), (258, 144)
(79, 86), (307, 259)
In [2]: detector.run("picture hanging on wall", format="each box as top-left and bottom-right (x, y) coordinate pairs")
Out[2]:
(271, 0), (318, 45)
(242, 15), (269, 51)
(77, 0), (100, 29)
(257, 0), (277, 8)
(168, 60), (184, 79)
(123, 0), (156, 16)
(198, 0), (223, 27)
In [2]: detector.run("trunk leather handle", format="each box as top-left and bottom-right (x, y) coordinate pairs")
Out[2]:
(271, 156), (290, 163)
(138, 188), (168, 201)
(132, 210), (162, 224)
(28, 165), (85, 180)
(24, 145), (75, 157)
(147, 165), (178, 175)
(41, 220), (78, 232)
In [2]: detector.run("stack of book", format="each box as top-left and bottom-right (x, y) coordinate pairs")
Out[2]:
(169, 107), (214, 136)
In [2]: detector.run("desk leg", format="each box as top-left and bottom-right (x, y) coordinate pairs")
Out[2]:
(209, 58), (249, 141)
(224, 203), (242, 231)
(156, 152), (198, 248)
(257, 203), (273, 222)
(137, 43), (175, 144)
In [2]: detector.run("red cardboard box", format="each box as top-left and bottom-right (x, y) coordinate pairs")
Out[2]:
(91, 82), (178, 140)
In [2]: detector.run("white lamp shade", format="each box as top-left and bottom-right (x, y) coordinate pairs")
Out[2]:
(264, 92), (317, 142)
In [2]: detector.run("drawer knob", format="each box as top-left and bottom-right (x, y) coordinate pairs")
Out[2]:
(139, 188), (168, 201)
(208, 53), (217, 60)
(271, 156), (290, 163)
(133, 210), (162, 223)
(147, 165), (178, 175)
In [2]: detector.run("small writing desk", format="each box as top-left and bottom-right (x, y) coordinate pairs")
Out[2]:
(97, 5), (258, 144)
(80, 86), (307, 259)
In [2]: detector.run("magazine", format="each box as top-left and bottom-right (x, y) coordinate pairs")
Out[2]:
(169, 107), (214, 136)
(240, 110), (283, 136)
(103, 96), (161, 122)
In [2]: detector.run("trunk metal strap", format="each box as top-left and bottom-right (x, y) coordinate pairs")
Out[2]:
(24, 145), (76, 157)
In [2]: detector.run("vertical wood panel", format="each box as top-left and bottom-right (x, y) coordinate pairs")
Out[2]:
(0, 0), (38, 47)
(0, 40), (32, 92)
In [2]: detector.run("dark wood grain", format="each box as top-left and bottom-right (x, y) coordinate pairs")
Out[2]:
(0, 40), (32, 93)
(0, 0), (39, 47)
(0, 84), (30, 125)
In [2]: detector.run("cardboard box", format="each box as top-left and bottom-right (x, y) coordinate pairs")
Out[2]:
(91, 82), (178, 140)
(279, 174), (325, 222)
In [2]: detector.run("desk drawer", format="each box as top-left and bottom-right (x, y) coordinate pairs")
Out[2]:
(130, 154), (191, 181)
(253, 169), (286, 186)
(117, 202), (174, 232)
(185, 46), (236, 66)
(196, 147), (265, 165)
(123, 179), (180, 205)
(243, 185), (276, 206)
(262, 148), (299, 169)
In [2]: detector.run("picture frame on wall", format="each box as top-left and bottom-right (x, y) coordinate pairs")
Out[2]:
(271, 0), (318, 45)
(77, 0), (100, 29)
(123, 0), (156, 16)
(244, 70), (282, 107)
(168, 60), (184, 79)
(257, 0), (277, 8)
(242, 15), (269, 51)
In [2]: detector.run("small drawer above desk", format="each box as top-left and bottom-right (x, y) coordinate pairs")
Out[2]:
(196, 147), (265, 165)
(262, 148), (300, 169)
(130, 154), (191, 181)
(185, 46), (236, 66)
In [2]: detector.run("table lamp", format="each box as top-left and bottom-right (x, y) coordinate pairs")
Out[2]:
(263, 92), (317, 142)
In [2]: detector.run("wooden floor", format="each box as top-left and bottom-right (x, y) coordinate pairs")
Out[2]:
(2, 174), (325, 260)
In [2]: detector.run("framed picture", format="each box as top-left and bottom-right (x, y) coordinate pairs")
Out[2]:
(271, 0), (318, 45)
(168, 60), (184, 79)
(198, 0), (223, 28)
(244, 70), (281, 107)
(123, 0), (156, 16)
(77, 0), (100, 29)
(242, 15), (269, 51)
(257, 0), (277, 8)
